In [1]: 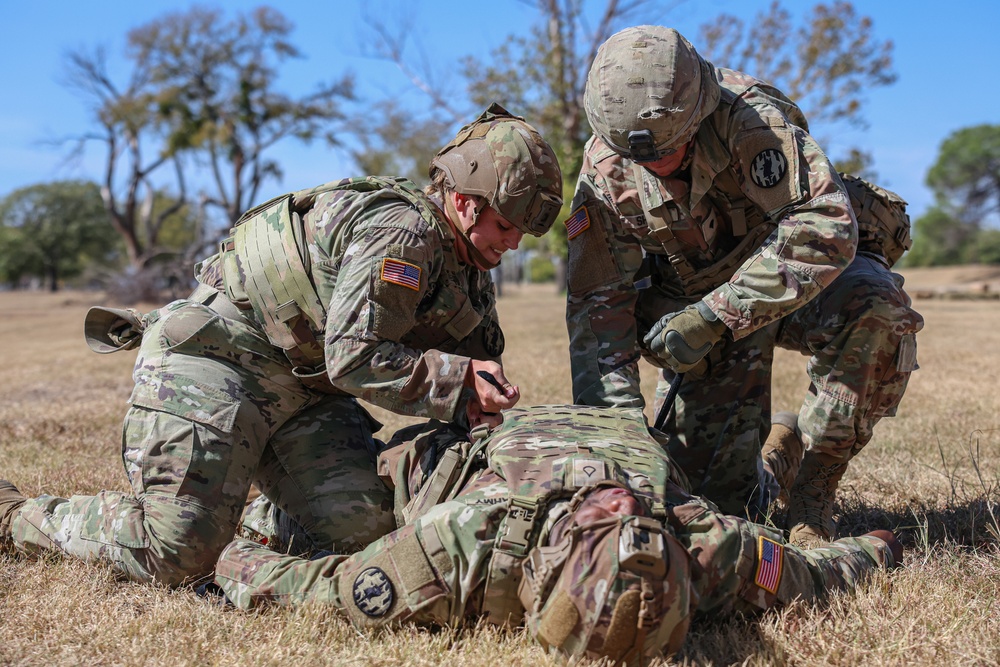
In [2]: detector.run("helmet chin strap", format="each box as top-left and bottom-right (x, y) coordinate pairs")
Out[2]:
(445, 194), (500, 270)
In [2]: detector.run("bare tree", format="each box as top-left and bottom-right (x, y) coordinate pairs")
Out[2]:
(62, 6), (356, 290)
(699, 1), (896, 170)
(129, 6), (355, 226)
(364, 0), (658, 186)
(63, 45), (187, 272)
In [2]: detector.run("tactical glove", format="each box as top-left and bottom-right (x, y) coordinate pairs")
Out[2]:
(643, 301), (727, 374)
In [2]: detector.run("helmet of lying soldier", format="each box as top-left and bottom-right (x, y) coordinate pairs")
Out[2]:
(430, 102), (563, 237)
(518, 483), (693, 664)
(584, 25), (721, 163)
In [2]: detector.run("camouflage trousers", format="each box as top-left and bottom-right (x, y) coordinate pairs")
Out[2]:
(643, 253), (924, 517)
(213, 493), (893, 636)
(11, 291), (394, 586)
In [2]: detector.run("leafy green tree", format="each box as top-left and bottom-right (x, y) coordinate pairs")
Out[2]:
(832, 148), (877, 181)
(699, 2), (895, 130)
(905, 206), (974, 267)
(926, 124), (1000, 224)
(0, 181), (121, 291)
(345, 100), (452, 184)
(907, 125), (1000, 266)
(977, 229), (1000, 265)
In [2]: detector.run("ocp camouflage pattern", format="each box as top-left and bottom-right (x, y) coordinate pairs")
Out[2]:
(214, 405), (896, 650)
(565, 65), (923, 515)
(10, 177), (506, 585)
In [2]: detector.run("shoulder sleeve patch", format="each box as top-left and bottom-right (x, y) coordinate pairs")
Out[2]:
(566, 201), (621, 296)
(734, 123), (805, 217)
(353, 566), (395, 617)
(371, 245), (426, 340)
(381, 257), (422, 291)
(564, 205), (591, 240)
(754, 535), (784, 594)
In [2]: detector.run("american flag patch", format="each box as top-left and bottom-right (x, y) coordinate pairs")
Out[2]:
(564, 205), (591, 240)
(754, 536), (784, 594)
(381, 258), (421, 291)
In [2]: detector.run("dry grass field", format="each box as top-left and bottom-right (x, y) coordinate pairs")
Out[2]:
(1, 271), (999, 666)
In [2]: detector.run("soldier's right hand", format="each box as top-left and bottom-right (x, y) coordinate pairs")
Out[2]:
(466, 360), (519, 416)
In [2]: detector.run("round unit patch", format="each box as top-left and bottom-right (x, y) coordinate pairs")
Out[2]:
(750, 149), (788, 189)
(483, 319), (505, 357)
(352, 567), (394, 617)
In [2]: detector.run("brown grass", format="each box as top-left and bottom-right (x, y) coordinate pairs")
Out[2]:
(1, 279), (999, 666)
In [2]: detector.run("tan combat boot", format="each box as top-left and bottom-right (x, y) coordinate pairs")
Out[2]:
(0, 480), (26, 542)
(761, 411), (805, 501)
(786, 452), (848, 548)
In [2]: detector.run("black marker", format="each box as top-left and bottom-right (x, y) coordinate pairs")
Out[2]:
(476, 370), (507, 417)
(476, 370), (507, 393)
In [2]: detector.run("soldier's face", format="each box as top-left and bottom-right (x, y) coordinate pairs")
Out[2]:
(452, 192), (524, 269)
(642, 141), (692, 178)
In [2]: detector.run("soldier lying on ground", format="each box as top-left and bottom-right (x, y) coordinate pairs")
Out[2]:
(214, 405), (902, 665)
(0, 103), (563, 586)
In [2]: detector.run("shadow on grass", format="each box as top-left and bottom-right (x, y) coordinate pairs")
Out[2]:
(834, 488), (999, 550)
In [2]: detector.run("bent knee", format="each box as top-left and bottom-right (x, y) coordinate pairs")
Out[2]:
(141, 495), (238, 586)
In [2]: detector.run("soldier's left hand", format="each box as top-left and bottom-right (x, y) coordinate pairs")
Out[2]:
(643, 301), (727, 374)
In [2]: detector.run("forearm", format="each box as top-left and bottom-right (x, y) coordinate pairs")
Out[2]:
(216, 500), (502, 628)
(327, 336), (469, 421)
(675, 501), (891, 616)
(567, 288), (644, 409)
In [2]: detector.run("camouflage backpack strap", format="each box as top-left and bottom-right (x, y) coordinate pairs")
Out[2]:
(840, 172), (912, 267)
(402, 431), (492, 526)
(633, 163), (700, 286)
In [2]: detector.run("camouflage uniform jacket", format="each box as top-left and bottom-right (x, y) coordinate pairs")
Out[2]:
(566, 67), (858, 407)
(197, 177), (503, 422)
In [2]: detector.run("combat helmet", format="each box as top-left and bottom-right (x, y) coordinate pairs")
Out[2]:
(519, 484), (692, 664)
(585, 26), (721, 163)
(430, 103), (563, 236)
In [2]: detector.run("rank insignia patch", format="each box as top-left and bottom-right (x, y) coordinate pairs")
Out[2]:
(353, 567), (394, 617)
(564, 205), (591, 240)
(754, 536), (784, 594)
(381, 258), (421, 291)
(750, 148), (788, 189)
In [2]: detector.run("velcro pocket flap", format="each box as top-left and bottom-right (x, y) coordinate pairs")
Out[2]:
(129, 382), (240, 433)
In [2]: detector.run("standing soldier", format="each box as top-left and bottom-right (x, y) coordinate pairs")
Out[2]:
(0, 103), (563, 586)
(566, 25), (923, 543)
(214, 405), (902, 664)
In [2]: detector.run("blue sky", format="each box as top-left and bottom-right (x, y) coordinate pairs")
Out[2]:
(1, 1), (997, 223)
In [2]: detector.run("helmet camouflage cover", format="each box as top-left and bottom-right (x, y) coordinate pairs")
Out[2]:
(585, 25), (721, 162)
(430, 103), (563, 236)
(519, 498), (692, 664)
